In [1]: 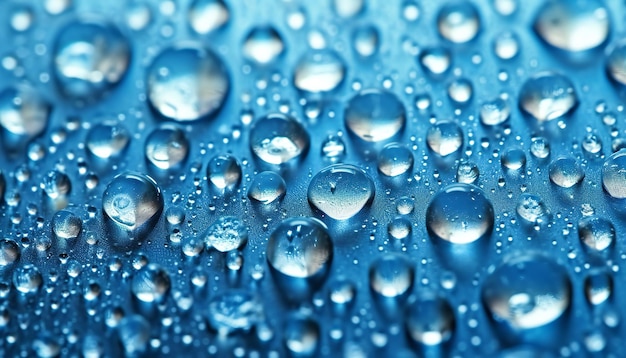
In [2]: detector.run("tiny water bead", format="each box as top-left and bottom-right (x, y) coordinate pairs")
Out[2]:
(307, 164), (375, 220)
(436, 2), (481, 44)
(344, 89), (406, 143)
(266, 217), (333, 279)
(369, 254), (414, 299)
(405, 295), (455, 346)
(426, 121), (463, 157)
(578, 216), (615, 252)
(249, 113), (310, 165)
(188, 0), (230, 35)
(482, 254), (571, 336)
(242, 26), (285, 65)
(426, 183), (494, 244)
(548, 157), (584, 188)
(534, 0), (610, 53)
(102, 172), (163, 244)
(86, 120), (130, 160)
(247, 171), (286, 204)
(144, 124), (190, 171)
(204, 216), (248, 252)
(0, 85), (50, 139)
(206, 154), (242, 193)
(294, 50), (346, 93)
(52, 210), (82, 240)
(519, 72), (578, 122)
(602, 149), (626, 199)
(377, 143), (414, 177)
(147, 43), (229, 122)
(131, 263), (171, 303)
(53, 18), (130, 101)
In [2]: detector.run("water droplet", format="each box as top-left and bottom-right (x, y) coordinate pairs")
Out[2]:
(53, 18), (130, 101)
(206, 154), (242, 193)
(284, 316), (320, 357)
(427, 121), (463, 157)
(117, 315), (150, 355)
(578, 216), (615, 252)
(519, 72), (578, 122)
(147, 43), (229, 122)
(86, 120), (130, 160)
(602, 149), (626, 199)
(378, 143), (414, 177)
(32, 334), (61, 358)
(582, 133), (602, 155)
(406, 295), (455, 346)
(249, 113), (310, 166)
(437, 2), (481, 44)
(494, 31), (520, 60)
(294, 50), (346, 93)
(549, 157), (584, 188)
(243, 26), (285, 65)
(308, 164), (375, 220)
(447, 78), (473, 105)
(352, 25), (379, 58)
(0, 239), (20, 267)
(247, 171), (287, 204)
(530, 136), (550, 159)
(426, 183), (494, 244)
(388, 216), (412, 240)
(125, 2), (152, 31)
(396, 196), (414, 215)
(44, 0), (71, 15)
(207, 290), (262, 334)
(10, 5), (34, 32)
(42, 170), (71, 201)
(188, 0), (229, 34)
(369, 254), (414, 298)
(419, 47), (452, 77)
(480, 97), (510, 126)
(145, 124), (189, 171)
(329, 278), (357, 314)
(584, 270), (612, 305)
(102, 172), (163, 246)
(333, 0), (364, 18)
(516, 194), (550, 224)
(320, 134), (346, 161)
(456, 161), (479, 184)
(52, 210), (82, 240)
(204, 216), (248, 252)
(501, 148), (526, 171)
(345, 89), (406, 143)
(131, 263), (171, 303)
(534, 0), (609, 53)
(13, 264), (42, 294)
(0, 85), (50, 140)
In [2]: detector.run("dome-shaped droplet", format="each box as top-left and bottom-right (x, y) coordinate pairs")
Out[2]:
(53, 18), (130, 100)
(419, 47), (452, 77)
(144, 124), (189, 171)
(437, 2), (481, 44)
(207, 289), (262, 334)
(456, 161), (479, 184)
(247, 171), (286, 204)
(549, 157), (584, 188)
(204, 216), (248, 252)
(602, 149), (626, 199)
(86, 120), (130, 160)
(0, 85), (50, 139)
(584, 271), (612, 305)
(294, 50), (345, 93)
(243, 26), (284, 65)
(530, 136), (551, 159)
(447, 78), (473, 105)
(501, 148), (526, 171)
(480, 97), (510, 126)
(125, 2), (152, 31)
(206, 154), (242, 193)
(606, 40), (626, 86)
(345, 89), (406, 143)
(534, 0), (610, 53)
(117, 315), (150, 355)
(0, 239), (20, 267)
(131, 263), (171, 303)
(519, 72), (578, 122)
(266, 217), (333, 279)
(482, 254), (571, 337)
(333, 0), (364, 18)
(352, 25), (379, 58)
(578, 216), (615, 252)
(369, 254), (414, 298)
(308, 164), (375, 220)
(42, 170), (71, 200)
(102, 172), (163, 245)
(52, 210), (82, 240)
(249, 113), (310, 165)
(516, 194), (550, 224)
(378, 143), (414, 177)
(426, 183), (494, 244)
(329, 279), (357, 314)
(406, 295), (455, 346)
(147, 43), (229, 122)
(427, 121), (463, 157)
(188, 0), (229, 34)
(13, 264), (42, 294)
(321, 134), (346, 161)
(388, 216), (412, 240)
(494, 31), (520, 60)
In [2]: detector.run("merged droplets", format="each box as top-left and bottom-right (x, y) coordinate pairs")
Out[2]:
(144, 124), (189, 171)
(131, 263), (171, 303)
(426, 121), (463, 157)
(249, 113), (310, 166)
(578, 216), (615, 252)
(405, 295), (455, 346)
(344, 89), (406, 142)
(266, 217), (333, 279)
(426, 183), (494, 244)
(602, 149), (626, 199)
(482, 254), (571, 340)
(147, 43), (229, 122)
(548, 157), (584, 188)
(243, 26), (285, 65)
(204, 216), (248, 252)
(436, 2), (481, 44)
(247, 171), (286, 204)
(534, 0), (610, 53)
(294, 50), (346, 93)
(102, 172), (163, 245)
(188, 0), (230, 34)
(519, 72), (578, 122)
(53, 18), (130, 100)
(307, 164), (375, 220)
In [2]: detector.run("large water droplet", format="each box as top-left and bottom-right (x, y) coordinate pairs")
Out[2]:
(308, 164), (375, 220)
(548, 157), (584, 188)
(369, 254), (414, 299)
(52, 210), (82, 240)
(53, 18), (130, 101)
(249, 113), (310, 166)
(344, 89), (406, 143)
(294, 50), (346, 93)
(147, 43), (229, 122)
(419, 47), (452, 77)
(519, 72), (578, 122)
(284, 316), (320, 357)
(426, 183), (494, 244)
(437, 2), (481, 44)
(131, 263), (171, 303)
(606, 39), (626, 86)
(0, 239), (20, 268)
(480, 97), (510, 126)
(602, 149), (626, 199)
(584, 270), (612, 305)
(117, 315), (150, 355)
(493, 31), (520, 60)
(204, 216), (248, 252)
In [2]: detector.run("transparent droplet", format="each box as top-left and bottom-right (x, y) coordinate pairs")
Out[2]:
(602, 149), (626, 199)
(188, 0), (229, 34)
(10, 5), (34, 32)
(396, 196), (414, 215)
(406, 295), (455, 346)
(44, 0), (71, 15)
(519, 72), (578, 122)
(86, 120), (130, 160)
(206, 154), (242, 193)
(426, 183), (494, 244)
(427, 121), (463, 157)
(284, 316), (320, 357)
(42, 170), (71, 200)
(145, 124), (189, 171)
(333, 0), (364, 18)
(516, 193), (550, 224)
(266, 217), (333, 279)
(329, 279), (357, 314)
(52, 210), (82, 240)
(494, 31), (520, 60)
(352, 25), (379, 58)
(308, 164), (375, 220)
(480, 97), (510, 126)
(147, 43), (229, 122)
(402, 1), (420, 21)
(131, 263), (170, 303)
(243, 26), (285, 65)
(578, 216), (615, 252)
(501, 148), (526, 171)
(247, 171), (287, 204)
(369, 254), (414, 298)
(419, 47), (452, 77)
(606, 39), (626, 86)
(207, 290), (262, 334)
(204, 216), (248, 252)
(294, 50), (345, 93)
(456, 161), (479, 184)
(0, 85), (50, 138)
(117, 315), (150, 355)
(125, 2), (152, 31)
(321, 134), (346, 161)
(388, 216), (412, 240)
(530, 137), (551, 159)
(0, 239), (20, 267)
(53, 18), (130, 100)
(437, 2), (481, 44)
(582, 133), (602, 155)
(345, 89), (406, 142)
(548, 157), (584, 188)
(584, 271), (612, 305)
(378, 143), (414, 177)
(13, 264), (42, 294)
(249, 113), (310, 165)
(534, 0), (609, 53)
(447, 78), (473, 105)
